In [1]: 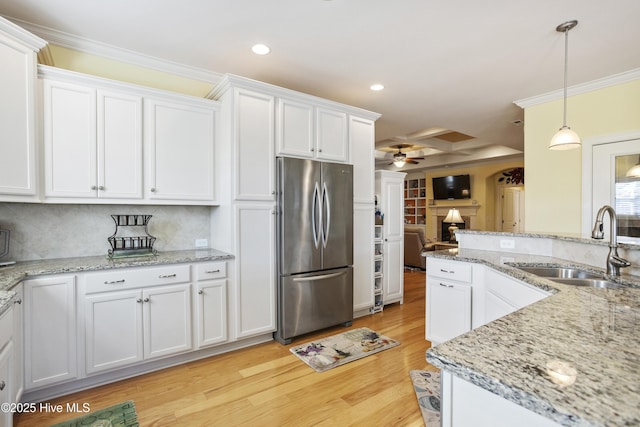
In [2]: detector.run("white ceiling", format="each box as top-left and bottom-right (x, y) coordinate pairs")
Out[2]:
(2, 0), (640, 172)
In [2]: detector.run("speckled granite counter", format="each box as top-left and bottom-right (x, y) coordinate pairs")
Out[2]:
(425, 248), (640, 427)
(0, 249), (234, 317)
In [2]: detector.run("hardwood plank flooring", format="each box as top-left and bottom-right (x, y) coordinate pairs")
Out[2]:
(14, 271), (435, 426)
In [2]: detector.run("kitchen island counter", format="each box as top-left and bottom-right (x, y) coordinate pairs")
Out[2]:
(425, 247), (640, 427)
(0, 248), (234, 316)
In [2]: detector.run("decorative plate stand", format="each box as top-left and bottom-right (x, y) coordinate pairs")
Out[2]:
(107, 214), (157, 259)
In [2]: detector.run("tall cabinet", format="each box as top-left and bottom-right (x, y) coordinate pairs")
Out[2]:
(0, 17), (47, 201)
(375, 170), (406, 306)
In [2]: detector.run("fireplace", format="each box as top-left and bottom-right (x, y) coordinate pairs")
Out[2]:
(427, 205), (480, 242)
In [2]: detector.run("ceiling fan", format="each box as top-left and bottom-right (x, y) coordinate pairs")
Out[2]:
(388, 144), (424, 167)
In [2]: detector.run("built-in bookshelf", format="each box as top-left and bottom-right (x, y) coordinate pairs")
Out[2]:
(404, 178), (426, 224)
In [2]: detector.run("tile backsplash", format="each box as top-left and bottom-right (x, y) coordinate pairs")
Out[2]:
(0, 203), (212, 261)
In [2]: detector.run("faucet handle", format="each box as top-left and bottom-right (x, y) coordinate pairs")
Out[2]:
(611, 255), (631, 268)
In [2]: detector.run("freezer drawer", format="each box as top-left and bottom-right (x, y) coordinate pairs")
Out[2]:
(275, 267), (353, 344)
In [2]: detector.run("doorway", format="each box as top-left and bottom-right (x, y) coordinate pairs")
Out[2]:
(500, 186), (525, 232)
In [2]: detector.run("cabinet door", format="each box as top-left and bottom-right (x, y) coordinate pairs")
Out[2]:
(276, 97), (314, 158)
(235, 204), (276, 338)
(315, 108), (348, 162)
(12, 284), (23, 403)
(353, 204), (374, 312)
(235, 88), (275, 200)
(485, 291), (517, 324)
(97, 90), (143, 199)
(426, 279), (471, 344)
(84, 289), (143, 374)
(194, 280), (228, 348)
(143, 284), (192, 359)
(383, 238), (404, 304)
(350, 116), (375, 204)
(0, 341), (12, 427)
(0, 34), (38, 198)
(24, 275), (77, 389)
(145, 98), (215, 201)
(43, 79), (97, 198)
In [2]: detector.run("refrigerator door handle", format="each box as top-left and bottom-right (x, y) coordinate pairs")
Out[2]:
(312, 182), (321, 249)
(292, 270), (346, 282)
(321, 182), (331, 248)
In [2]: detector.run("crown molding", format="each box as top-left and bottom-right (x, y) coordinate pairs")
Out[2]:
(514, 68), (640, 108)
(6, 16), (223, 84)
(0, 15), (47, 51)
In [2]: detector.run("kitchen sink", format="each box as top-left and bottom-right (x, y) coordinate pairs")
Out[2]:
(517, 266), (602, 279)
(550, 278), (623, 289)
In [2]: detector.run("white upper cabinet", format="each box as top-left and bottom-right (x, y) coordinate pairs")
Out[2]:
(350, 116), (376, 204)
(144, 98), (216, 202)
(276, 96), (349, 163)
(39, 66), (219, 205)
(0, 19), (46, 200)
(43, 79), (143, 200)
(234, 88), (275, 201)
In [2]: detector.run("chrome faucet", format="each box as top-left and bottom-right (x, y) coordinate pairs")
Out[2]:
(591, 205), (631, 277)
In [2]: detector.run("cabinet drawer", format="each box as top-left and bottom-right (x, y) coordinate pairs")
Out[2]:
(427, 259), (472, 283)
(84, 264), (190, 293)
(0, 309), (12, 351)
(195, 261), (227, 281)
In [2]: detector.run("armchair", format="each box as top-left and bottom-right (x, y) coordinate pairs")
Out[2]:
(404, 225), (435, 270)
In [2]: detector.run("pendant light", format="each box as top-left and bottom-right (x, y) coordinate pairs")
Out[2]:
(549, 20), (581, 150)
(626, 155), (640, 178)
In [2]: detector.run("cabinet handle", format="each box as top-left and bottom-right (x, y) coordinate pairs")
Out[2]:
(158, 274), (176, 278)
(104, 279), (125, 284)
(98, 186), (105, 191)
(136, 298), (143, 303)
(439, 283), (454, 288)
(91, 185), (97, 190)
(0, 381), (5, 391)
(150, 188), (156, 193)
(310, 148), (315, 152)
(205, 269), (220, 274)
(143, 297), (150, 303)
(198, 289), (204, 295)
(14, 299), (22, 305)
(318, 148), (322, 152)
(440, 269), (455, 274)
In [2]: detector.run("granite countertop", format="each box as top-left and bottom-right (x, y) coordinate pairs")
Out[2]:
(425, 248), (640, 427)
(0, 248), (234, 317)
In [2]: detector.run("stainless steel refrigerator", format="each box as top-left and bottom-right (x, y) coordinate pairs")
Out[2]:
(274, 157), (353, 344)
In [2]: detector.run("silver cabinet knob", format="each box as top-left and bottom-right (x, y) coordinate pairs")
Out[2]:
(14, 299), (22, 305)
(0, 381), (5, 391)
(98, 186), (105, 191)
(136, 298), (143, 303)
(143, 297), (150, 303)
(150, 188), (156, 193)
(198, 289), (204, 295)
(91, 185), (97, 190)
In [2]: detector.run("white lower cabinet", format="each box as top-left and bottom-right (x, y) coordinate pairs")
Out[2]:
(427, 280), (472, 344)
(484, 269), (548, 323)
(11, 285), (23, 404)
(0, 341), (12, 427)
(24, 275), (77, 390)
(83, 279), (192, 374)
(193, 261), (228, 348)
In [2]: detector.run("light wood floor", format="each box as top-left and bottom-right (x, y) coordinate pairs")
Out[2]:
(15, 271), (435, 426)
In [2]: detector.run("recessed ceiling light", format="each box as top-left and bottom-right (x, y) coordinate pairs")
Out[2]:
(370, 84), (384, 91)
(252, 44), (271, 55)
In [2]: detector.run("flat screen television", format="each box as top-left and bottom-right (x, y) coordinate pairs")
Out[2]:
(432, 174), (471, 200)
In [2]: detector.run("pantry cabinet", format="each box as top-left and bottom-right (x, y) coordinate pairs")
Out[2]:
(375, 170), (406, 306)
(24, 275), (77, 390)
(43, 79), (143, 199)
(0, 18), (46, 201)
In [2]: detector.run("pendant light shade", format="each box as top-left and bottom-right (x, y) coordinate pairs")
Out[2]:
(549, 20), (581, 150)
(626, 156), (640, 178)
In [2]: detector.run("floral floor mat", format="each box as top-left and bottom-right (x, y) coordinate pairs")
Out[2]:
(290, 327), (400, 372)
(410, 370), (441, 426)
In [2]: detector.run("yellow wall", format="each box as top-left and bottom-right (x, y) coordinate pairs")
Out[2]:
(418, 159), (524, 235)
(48, 45), (214, 97)
(524, 79), (640, 234)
